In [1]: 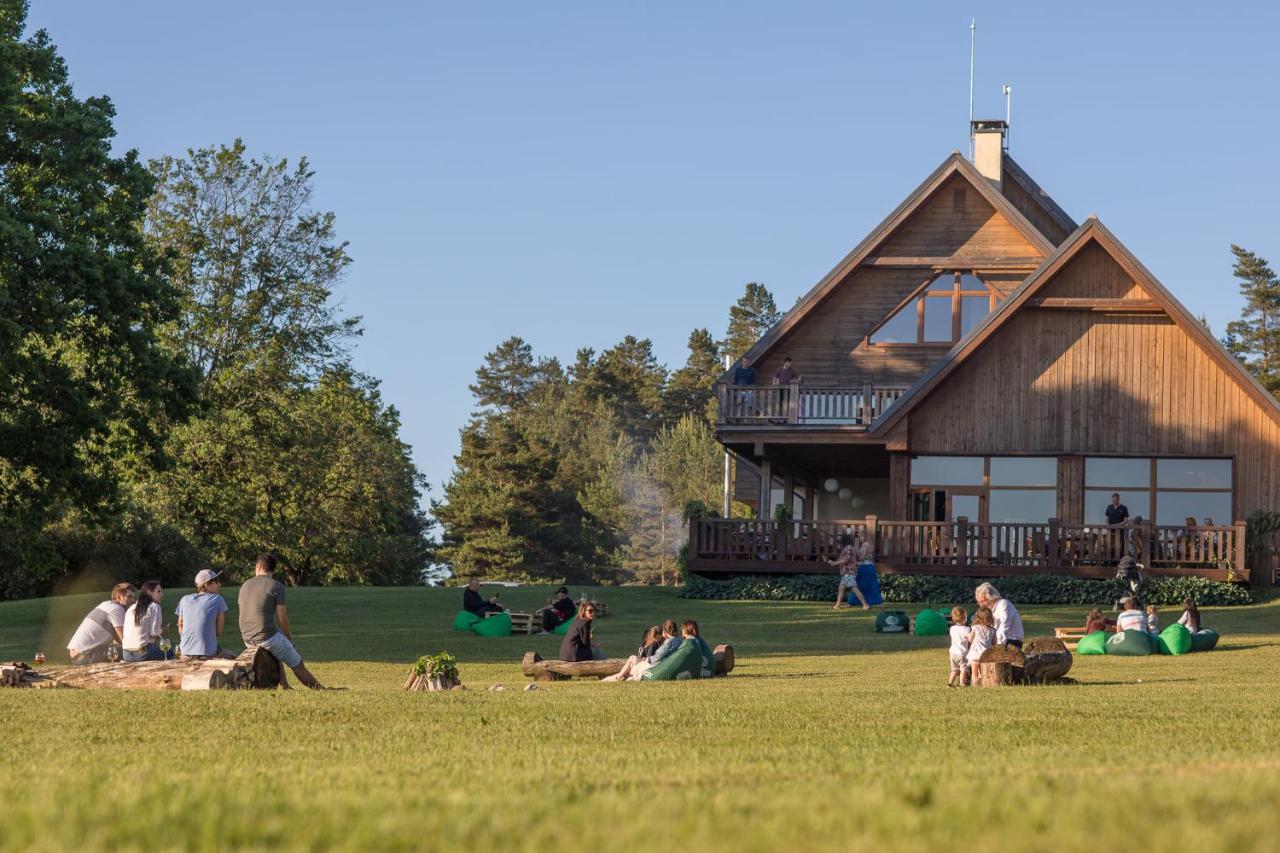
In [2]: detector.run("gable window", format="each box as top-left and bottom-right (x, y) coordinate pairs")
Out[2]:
(868, 272), (997, 345)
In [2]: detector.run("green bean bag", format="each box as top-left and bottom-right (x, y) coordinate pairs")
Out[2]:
(1076, 630), (1108, 655)
(553, 614), (576, 636)
(693, 637), (716, 678)
(1190, 628), (1220, 652)
(454, 610), (483, 632)
(641, 639), (703, 681)
(914, 608), (949, 636)
(1106, 629), (1154, 656)
(876, 611), (909, 633)
(1157, 623), (1193, 656)
(472, 611), (512, 637)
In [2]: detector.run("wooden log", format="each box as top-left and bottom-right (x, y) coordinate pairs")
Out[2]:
(1022, 637), (1073, 684)
(977, 645), (1026, 685)
(713, 644), (735, 676)
(520, 651), (626, 682)
(976, 661), (1014, 686)
(237, 646), (283, 690)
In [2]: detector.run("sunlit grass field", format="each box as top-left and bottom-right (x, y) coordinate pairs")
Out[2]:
(1, 584), (1278, 851)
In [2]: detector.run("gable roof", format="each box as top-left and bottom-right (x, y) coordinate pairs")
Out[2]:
(1002, 154), (1077, 238)
(721, 153), (1058, 380)
(870, 218), (1280, 435)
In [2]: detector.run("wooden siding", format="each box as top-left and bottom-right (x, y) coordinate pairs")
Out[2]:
(1001, 172), (1071, 245)
(889, 453), (910, 520)
(875, 174), (1042, 261)
(905, 249), (1280, 520)
(1057, 455), (1084, 523)
(1039, 241), (1150, 300)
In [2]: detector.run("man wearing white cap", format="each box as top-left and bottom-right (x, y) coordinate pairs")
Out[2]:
(175, 569), (234, 660)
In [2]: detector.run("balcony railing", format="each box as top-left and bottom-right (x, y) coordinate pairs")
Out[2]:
(716, 383), (908, 426)
(686, 516), (1248, 580)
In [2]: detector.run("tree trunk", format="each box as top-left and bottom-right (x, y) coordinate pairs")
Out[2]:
(5, 647), (284, 691)
(976, 645), (1026, 686)
(521, 651), (625, 681)
(714, 644), (735, 676)
(1022, 637), (1073, 684)
(976, 661), (1014, 687)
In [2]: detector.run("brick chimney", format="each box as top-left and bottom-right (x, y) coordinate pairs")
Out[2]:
(970, 119), (1007, 186)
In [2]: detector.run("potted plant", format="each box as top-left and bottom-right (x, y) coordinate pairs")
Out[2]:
(405, 651), (461, 691)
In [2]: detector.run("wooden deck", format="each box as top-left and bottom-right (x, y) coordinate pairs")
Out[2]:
(686, 517), (1249, 583)
(716, 383), (908, 427)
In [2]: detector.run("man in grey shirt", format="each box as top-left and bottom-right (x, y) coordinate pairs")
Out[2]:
(238, 554), (323, 689)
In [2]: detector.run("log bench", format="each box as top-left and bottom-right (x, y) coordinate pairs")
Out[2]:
(520, 645), (736, 682)
(1, 647), (284, 691)
(974, 638), (1073, 686)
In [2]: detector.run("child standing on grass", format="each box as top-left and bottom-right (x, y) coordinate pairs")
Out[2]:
(1146, 604), (1160, 635)
(966, 606), (995, 686)
(947, 606), (970, 687)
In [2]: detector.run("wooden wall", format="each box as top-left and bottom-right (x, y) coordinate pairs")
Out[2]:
(753, 175), (1048, 387)
(905, 248), (1280, 520)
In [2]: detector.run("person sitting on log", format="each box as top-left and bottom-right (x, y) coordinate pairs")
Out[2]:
(122, 581), (168, 662)
(974, 582), (1024, 649)
(1082, 608), (1113, 635)
(965, 606), (995, 686)
(537, 586), (575, 633)
(1115, 596), (1147, 633)
(463, 577), (506, 617)
(601, 624), (662, 682)
(947, 606), (970, 687)
(558, 602), (599, 662)
(238, 554), (323, 690)
(176, 569), (235, 661)
(1176, 598), (1201, 633)
(828, 534), (869, 611)
(67, 582), (136, 664)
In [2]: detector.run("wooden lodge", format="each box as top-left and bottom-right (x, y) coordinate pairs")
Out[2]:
(690, 121), (1275, 583)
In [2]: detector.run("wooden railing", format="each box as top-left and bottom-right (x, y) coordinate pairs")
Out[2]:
(687, 516), (1248, 578)
(716, 383), (908, 426)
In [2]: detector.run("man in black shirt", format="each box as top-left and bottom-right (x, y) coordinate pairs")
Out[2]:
(462, 578), (505, 616)
(731, 356), (756, 386)
(538, 586), (575, 632)
(558, 603), (597, 662)
(1104, 493), (1130, 527)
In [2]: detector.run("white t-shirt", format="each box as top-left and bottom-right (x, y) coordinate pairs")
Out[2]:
(966, 625), (994, 662)
(1116, 609), (1147, 632)
(1177, 611), (1199, 632)
(991, 598), (1024, 645)
(948, 623), (971, 658)
(67, 601), (125, 654)
(122, 601), (163, 650)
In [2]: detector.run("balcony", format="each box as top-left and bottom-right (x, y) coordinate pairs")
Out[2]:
(715, 383), (909, 427)
(686, 517), (1248, 582)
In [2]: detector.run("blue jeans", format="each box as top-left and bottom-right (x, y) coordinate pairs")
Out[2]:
(122, 643), (164, 662)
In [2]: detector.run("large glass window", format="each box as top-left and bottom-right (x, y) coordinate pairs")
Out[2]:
(910, 456), (984, 486)
(869, 272), (997, 345)
(1084, 457), (1232, 526)
(990, 457), (1057, 487)
(989, 489), (1058, 524)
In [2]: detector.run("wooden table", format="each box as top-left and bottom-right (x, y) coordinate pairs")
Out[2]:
(489, 611), (537, 635)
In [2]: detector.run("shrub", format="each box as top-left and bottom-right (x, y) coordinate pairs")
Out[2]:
(680, 573), (1253, 606)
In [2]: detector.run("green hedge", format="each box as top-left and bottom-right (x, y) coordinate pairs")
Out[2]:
(680, 573), (1253, 606)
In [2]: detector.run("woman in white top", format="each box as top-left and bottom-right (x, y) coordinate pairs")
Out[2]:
(122, 581), (166, 662)
(1114, 596), (1147, 633)
(1176, 598), (1201, 633)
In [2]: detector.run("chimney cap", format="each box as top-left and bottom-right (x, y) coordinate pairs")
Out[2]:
(970, 119), (1008, 133)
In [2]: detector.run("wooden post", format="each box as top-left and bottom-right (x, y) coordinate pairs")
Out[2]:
(866, 515), (879, 559)
(801, 486), (814, 521)
(788, 382), (800, 423)
(1143, 519), (1156, 568)
(715, 382), (726, 424)
(1234, 519), (1247, 578)
(956, 517), (969, 569)
(759, 456), (772, 521)
(861, 382), (874, 423)
(1047, 517), (1060, 568)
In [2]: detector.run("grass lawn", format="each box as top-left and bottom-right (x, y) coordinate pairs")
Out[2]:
(2, 585), (1279, 851)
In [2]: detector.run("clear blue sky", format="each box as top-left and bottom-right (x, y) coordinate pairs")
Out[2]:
(29, 2), (1279, 505)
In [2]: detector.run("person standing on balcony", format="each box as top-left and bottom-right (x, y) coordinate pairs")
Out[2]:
(731, 355), (757, 418)
(974, 582), (1023, 649)
(829, 534), (869, 611)
(731, 355), (757, 386)
(1104, 493), (1130, 562)
(771, 356), (800, 423)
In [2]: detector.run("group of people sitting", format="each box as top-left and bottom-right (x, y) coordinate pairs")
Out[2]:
(602, 619), (708, 682)
(1084, 597), (1203, 637)
(946, 582), (1025, 686)
(65, 554), (324, 689)
(461, 579), (580, 634)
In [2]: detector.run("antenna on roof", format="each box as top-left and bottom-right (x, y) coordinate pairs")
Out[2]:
(1002, 84), (1012, 149)
(968, 19), (976, 160)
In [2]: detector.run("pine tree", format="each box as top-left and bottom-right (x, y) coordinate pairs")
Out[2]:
(664, 328), (723, 425)
(721, 282), (781, 360)
(468, 337), (537, 413)
(573, 336), (668, 445)
(1224, 245), (1280, 393)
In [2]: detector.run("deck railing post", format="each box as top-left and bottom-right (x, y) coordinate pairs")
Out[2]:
(715, 383), (727, 424)
(789, 382), (800, 423)
(956, 517), (969, 569)
(861, 382), (873, 423)
(1233, 519), (1247, 577)
(866, 514), (879, 559)
(1143, 519), (1156, 568)
(1047, 517), (1060, 568)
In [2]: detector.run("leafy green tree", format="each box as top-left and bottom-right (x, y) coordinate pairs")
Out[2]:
(572, 336), (667, 444)
(145, 140), (359, 401)
(720, 282), (780, 361)
(664, 328), (723, 425)
(0, 3), (193, 589)
(1224, 245), (1280, 393)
